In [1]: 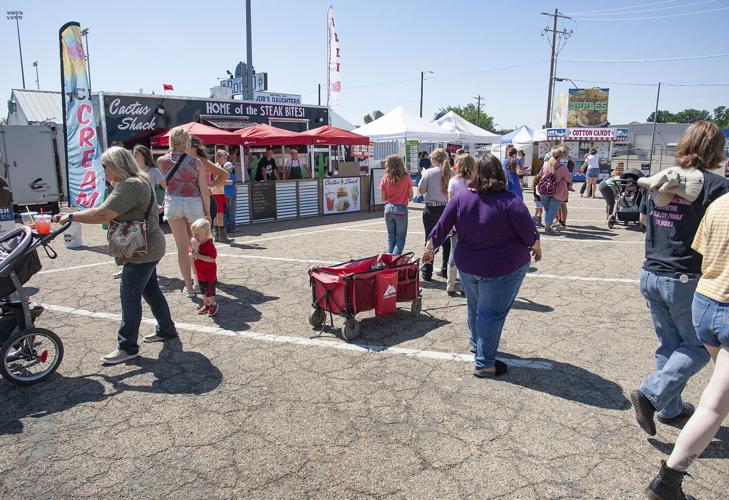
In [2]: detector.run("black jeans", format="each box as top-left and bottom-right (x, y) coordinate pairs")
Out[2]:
(118, 261), (177, 354)
(422, 205), (451, 277)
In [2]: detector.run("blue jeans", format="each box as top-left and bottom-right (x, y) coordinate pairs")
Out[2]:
(639, 269), (709, 418)
(119, 261), (177, 354)
(224, 193), (237, 232)
(692, 292), (729, 348)
(460, 264), (528, 369)
(541, 195), (562, 226)
(384, 204), (408, 255)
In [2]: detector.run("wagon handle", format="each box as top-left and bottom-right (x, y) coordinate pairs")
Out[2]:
(392, 252), (415, 265)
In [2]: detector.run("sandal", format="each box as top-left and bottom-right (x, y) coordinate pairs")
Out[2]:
(473, 360), (508, 378)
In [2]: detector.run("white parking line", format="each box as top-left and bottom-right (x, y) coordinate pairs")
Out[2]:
(40, 303), (553, 370)
(38, 260), (117, 275)
(337, 228), (643, 244)
(216, 253), (638, 284)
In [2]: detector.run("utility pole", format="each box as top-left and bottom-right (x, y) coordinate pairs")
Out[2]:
(81, 28), (92, 92)
(245, 0), (254, 100)
(541, 9), (572, 128)
(474, 95), (483, 127)
(32, 61), (39, 90)
(648, 82), (662, 170)
(6, 11), (25, 89)
(318, 83), (321, 106)
(419, 71), (433, 117)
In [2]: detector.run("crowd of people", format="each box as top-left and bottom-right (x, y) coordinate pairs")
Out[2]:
(47, 119), (729, 498)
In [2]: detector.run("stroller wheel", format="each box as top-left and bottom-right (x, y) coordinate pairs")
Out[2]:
(341, 317), (361, 342)
(607, 219), (615, 229)
(308, 305), (326, 328)
(0, 328), (63, 385)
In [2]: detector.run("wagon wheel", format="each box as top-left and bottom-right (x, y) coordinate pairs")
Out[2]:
(410, 297), (422, 317)
(308, 305), (326, 328)
(341, 317), (360, 341)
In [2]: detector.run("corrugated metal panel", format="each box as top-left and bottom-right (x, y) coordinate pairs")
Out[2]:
(11, 90), (63, 125)
(235, 184), (251, 225)
(276, 182), (297, 219)
(298, 180), (319, 217)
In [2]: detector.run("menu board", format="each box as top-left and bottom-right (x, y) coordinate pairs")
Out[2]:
(370, 168), (385, 206)
(251, 182), (276, 221)
(405, 140), (419, 173)
(323, 177), (361, 215)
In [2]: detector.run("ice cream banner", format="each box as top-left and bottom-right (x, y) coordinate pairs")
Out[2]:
(322, 177), (360, 215)
(59, 22), (105, 208)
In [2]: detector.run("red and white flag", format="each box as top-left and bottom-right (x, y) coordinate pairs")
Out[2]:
(327, 6), (341, 108)
(163, 83), (174, 91)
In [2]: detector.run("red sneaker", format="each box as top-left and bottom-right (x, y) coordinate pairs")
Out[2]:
(207, 303), (219, 317)
(197, 305), (209, 315)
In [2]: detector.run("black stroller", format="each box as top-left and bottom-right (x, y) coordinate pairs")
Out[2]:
(607, 168), (645, 229)
(0, 222), (70, 385)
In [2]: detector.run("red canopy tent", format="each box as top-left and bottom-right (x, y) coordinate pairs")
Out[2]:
(150, 122), (242, 147)
(235, 124), (311, 146)
(300, 125), (370, 146)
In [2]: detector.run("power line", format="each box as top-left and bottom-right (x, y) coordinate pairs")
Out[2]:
(571, 0), (717, 16)
(561, 53), (729, 63)
(566, 0), (680, 15)
(573, 5), (729, 20)
(561, 77), (729, 87)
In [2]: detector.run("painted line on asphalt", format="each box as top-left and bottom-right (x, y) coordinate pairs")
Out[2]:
(236, 216), (421, 245)
(216, 253), (639, 283)
(336, 228), (643, 244)
(38, 260), (117, 275)
(40, 303), (553, 370)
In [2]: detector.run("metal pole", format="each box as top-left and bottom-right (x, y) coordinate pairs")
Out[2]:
(33, 61), (39, 90)
(82, 29), (92, 93)
(544, 9), (557, 128)
(13, 16), (26, 89)
(245, 0), (253, 100)
(318, 83), (321, 106)
(648, 82), (661, 169)
(419, 71), (424, 118)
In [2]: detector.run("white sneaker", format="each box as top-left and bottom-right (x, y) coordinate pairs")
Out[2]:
(113, 270), (123, 279)
(183, 286), (196, 298)
(193, 282), (201, 294)
(101, 349), (138, 365)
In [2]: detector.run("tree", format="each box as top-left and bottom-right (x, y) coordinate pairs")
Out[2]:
(646, 110), (675, 123)
(712, 106), (729, 128)
(674, 108), (711, 123)
(363, 110), (384, 124)
(435, 104), (496, 132)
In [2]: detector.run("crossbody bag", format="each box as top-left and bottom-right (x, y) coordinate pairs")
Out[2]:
(107, 181), (157, 259)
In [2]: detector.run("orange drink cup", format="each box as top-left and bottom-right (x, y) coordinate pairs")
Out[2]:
(35, 214), (51, 235)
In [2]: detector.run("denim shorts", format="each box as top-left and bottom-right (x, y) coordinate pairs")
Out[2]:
(534, 199), (543, 209)
(692, 292), (729, 348)
(164, 196), (205, 222)
(586, 167), (600, 178)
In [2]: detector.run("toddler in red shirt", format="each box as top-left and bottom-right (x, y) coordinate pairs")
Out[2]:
(190, 218), (219, 316)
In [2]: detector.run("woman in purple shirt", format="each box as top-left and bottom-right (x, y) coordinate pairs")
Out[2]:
(422, 154), (542, 377)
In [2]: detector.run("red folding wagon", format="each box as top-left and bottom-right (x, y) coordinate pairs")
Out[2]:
(308, 253), (422, 341)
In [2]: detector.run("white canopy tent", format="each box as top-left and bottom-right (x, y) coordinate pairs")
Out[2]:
(432, 111), (500, 144)
(491, 125), (535, 173)
(351, 105), (458, 142)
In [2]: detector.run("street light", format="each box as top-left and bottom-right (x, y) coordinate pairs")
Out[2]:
(32, 61), (39, 90)
(81, 28), (92, 92)
(420, 70), (434, 118)
(555, 77), (578, 89)
(6, 10), (25, 89)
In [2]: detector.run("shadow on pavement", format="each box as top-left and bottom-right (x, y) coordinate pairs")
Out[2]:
(498, 354), (631, 410)
(511, 297), (554, 313)
(648, 426), (729, 459)
(0, 374), (107, 435)
(0, 340), (222, 436)
(99, 338), (223, 395)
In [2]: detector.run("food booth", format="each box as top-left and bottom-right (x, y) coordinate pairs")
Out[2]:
(532, 127), (630, 181)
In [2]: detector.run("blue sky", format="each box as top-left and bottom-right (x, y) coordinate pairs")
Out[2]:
(2, 0), (729, 129)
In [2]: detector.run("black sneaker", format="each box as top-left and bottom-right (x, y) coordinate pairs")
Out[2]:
(657, 403), (695, 426)
(646, 460), (695, 500)
(436, 269), (447, 278)
(421, 273), (433, 282)
(630, 389), (657, 436)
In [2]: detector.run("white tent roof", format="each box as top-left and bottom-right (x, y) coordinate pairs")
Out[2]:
(351, 105), (458, 142)
(433, 111), (500, 143)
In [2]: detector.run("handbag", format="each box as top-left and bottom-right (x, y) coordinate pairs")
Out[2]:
(106, 181), (156, 259)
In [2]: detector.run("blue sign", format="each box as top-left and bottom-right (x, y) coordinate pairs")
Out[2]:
(0, 207), (14, 222)
(546, 128), (567, 140)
